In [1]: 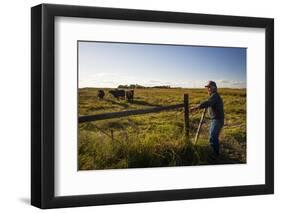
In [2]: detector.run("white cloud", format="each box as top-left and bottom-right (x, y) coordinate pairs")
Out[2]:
(216, 80), (246, 88)
(79, 75), (246, 89)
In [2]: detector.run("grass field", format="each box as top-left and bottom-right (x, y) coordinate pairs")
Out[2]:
(78, 88), (246, 170)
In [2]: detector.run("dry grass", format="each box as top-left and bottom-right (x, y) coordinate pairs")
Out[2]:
(78, 88), (246, 170)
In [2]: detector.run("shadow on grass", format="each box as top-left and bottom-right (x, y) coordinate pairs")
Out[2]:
(78, 132), (245, 170)
(193, 143), (244, 165)
(174, 137), (244, 166)
(131, 99), (162, 107)
(104, 97), (162, 108)
(104, 98), (129, 108)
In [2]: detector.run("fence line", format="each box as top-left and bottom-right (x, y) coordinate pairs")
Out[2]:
(79, 94), (189, 137)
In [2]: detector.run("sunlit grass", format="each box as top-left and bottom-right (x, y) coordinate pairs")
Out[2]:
(78, 88), (246, 170)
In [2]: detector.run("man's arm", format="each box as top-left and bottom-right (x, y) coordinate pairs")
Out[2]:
(198, 94), (217, 109)
(190, 94), (217, 112)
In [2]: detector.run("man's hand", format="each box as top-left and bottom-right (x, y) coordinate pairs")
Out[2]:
(189, 106), (199, 113)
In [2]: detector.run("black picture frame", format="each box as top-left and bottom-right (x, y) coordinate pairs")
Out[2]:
(31, 3), (274, 209)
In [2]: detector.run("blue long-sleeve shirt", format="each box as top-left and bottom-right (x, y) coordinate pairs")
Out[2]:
(198, 92), (224, 120)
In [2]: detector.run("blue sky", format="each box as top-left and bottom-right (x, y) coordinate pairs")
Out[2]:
(78, 41), (246, 88)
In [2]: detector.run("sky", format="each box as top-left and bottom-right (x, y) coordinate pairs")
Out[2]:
(78, 41), (246, 88)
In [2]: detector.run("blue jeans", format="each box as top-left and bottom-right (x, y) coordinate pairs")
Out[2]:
(209, 119), (224, 156)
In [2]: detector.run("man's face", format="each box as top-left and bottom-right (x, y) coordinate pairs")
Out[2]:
(207, 86), (212, 95)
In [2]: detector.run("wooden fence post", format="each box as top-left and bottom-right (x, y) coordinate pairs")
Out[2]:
(183, 94), (189, 138)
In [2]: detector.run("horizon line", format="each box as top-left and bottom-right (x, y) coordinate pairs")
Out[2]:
(78, 86), (246, 89)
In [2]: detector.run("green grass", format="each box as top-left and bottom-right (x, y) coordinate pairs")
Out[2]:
(78, 88), (246, 170)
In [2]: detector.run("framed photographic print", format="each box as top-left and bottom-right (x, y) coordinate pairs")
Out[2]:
(31, 3), (274, 209)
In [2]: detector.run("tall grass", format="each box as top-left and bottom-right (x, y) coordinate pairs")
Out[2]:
(78, 88), (246, 170)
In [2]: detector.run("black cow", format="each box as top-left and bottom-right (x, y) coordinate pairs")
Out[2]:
(109, 89), (125, 100)
(126, 90), (134, 102)
(97, 90), (105, 99)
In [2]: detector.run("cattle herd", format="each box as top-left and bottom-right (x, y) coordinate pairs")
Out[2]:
(98, 89), (134, 102)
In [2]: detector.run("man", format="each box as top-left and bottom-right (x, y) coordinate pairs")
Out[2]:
(190, 81), (224, 156)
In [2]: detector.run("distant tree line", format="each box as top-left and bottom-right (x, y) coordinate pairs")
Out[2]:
(152, 85), (171, 88)
(117, 84), (177, 89)
(118, 84), (145, 89)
